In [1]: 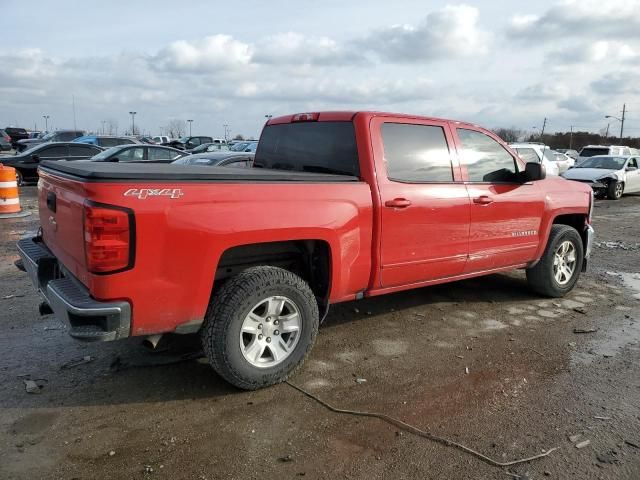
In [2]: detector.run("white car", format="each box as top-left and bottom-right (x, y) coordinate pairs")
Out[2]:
(562, 155), (640, 200)
(576, 145), (631, 165)
(152, 135), (172, 145)
(509, 143), (560, 176)
(552, 151), (574, 174)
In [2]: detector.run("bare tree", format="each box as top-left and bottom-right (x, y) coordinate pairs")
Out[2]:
(165, 119), (186, 139)
(494, 127), (525, 143)
(233, 134), (245, 141)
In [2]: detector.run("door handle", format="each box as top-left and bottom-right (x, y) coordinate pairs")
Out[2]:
(385, 198), (412, 208)
(473, 195), (494, 205)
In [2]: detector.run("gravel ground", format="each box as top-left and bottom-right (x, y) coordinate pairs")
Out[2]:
(0, 187), (639, 480)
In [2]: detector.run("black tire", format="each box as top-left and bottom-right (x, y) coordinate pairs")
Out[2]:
(526, 225), (584, 297)
(15, 170), (24, 187)
(607, 181), (624, 200)
(202, 266), (319, 390)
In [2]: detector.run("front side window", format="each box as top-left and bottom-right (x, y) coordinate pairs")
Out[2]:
(457, 129), (518, 182)
(117, 147), (145, 161)
(382, 123), (453, 182)
(40, 146), (69, 157)
(628, 158), (638, 169)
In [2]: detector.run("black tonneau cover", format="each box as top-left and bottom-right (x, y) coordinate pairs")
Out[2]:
(39, 161), (360, 183)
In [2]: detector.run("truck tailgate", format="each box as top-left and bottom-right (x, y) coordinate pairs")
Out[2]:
(38, 170), (90, 285)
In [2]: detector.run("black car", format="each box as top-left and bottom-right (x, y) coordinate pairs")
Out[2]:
(88, 144), (188, 163)
(2, 142), (102, 185)
(171, 152), (253, 168)
(5, 127), (29, 148)
(168, 136), (215, 151)
(16, 129), (86, 152)
(0, 130), (12, 151)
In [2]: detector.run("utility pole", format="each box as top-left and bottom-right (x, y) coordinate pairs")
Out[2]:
(187, 119), (193, 136)
(223, 124), (229, 143)
(569, 125), (574, 149)
(540, 117), (547, 140)
(129, 111), (137, 135)
(42, 115), (50, 132)
(605, 123), (610, 139)
(620, 103), (626, 140)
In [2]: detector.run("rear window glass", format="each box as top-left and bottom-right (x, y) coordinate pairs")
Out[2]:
(254, 122), (359, 177)
(580, 147), (609, 157)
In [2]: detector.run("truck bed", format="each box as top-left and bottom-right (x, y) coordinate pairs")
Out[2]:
(39, 161), (360, 182)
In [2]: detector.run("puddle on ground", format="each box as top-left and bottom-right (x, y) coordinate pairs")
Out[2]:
(620, 273), (640, 300)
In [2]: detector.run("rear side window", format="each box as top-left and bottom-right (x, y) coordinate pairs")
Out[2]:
(40, 146), (69, 157)
(68, 145), (98, 157)
(59, 132), (80, 141)
(148, 148), (174, 160)
(457, 129), (518, 182)
(381, 123), (453, 182)
(255, 122), (359, 176)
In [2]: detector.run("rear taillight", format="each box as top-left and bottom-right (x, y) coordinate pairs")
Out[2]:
(83, 202), (134, 273)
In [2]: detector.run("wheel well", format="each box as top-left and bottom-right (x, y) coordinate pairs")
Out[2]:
(214, 240), (331, 310)
(553, 214), (587, 250)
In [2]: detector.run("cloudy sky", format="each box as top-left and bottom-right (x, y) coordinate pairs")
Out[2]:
(2, 0), (639, 139)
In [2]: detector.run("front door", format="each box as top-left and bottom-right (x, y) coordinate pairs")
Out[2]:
(371, 117), (471, 288)
(625, 157), (640, 192)
(453, 127), (545, 272)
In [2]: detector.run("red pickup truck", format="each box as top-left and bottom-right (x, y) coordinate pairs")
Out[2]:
(18, 111), (594, 389)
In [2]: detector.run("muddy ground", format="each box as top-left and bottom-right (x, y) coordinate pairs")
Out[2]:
(0, 187), (639, 480)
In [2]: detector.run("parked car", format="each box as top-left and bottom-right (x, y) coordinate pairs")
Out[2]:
(73, 135), (141, 148)
(0, 142), (102, 185)
(577, 145), (631, 165)
(562, 155), (640, 199)
(168, 136), (214, 150)
(4, 127), (29, 148)
(152, 136), (172, 145)
(88, 145), (188, 163)
(556, 148), (579, 160)
(0, 130), (12, 151)
(16, 129), (86, 152)
(17, 110), (593, 391)
(28, 131), (43, 139)
(551, 151), (574, 173)
(190, 143), (230, 154)
(172, 152), (254, 168)
(509, 143), (560, 176)
(229, 140), (258, 153)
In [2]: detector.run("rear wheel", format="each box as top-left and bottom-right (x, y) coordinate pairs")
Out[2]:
(607, 181), (624, 200)
(202, 266), (319, 390)
(15, 170), (24, 187)
(526, 225), (584, 297)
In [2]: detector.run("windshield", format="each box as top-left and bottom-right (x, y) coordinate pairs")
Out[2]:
(178, 137), (189, 143)
(576, 156), (626, 170)
(230, 141), (257, 152)
(90, 146), (125, 160)
(41, 131), (56, 140)
(172, 156), (217, 165)
(580, 147), (609, 158)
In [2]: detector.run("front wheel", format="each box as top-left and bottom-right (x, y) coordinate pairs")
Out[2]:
(15, 170), (24, 187)
(526, 225), (584, 297)
(202, 266), (319, 390)
(607, 181), (624, 200)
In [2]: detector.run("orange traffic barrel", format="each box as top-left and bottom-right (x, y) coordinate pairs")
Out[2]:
(0, 163), (30, 218)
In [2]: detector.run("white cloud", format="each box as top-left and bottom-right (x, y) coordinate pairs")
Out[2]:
(252, 32), (361, 66)
(358, 5), (490, 62)
(154, 35), (252, 72)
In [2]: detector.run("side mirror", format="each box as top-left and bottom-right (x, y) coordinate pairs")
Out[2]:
(524, 162), (546, 181)
(626, 166), (637, 171)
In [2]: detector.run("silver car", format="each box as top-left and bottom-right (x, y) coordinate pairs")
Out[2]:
(562, 155), (640, 200)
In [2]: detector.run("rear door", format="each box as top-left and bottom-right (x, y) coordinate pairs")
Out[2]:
(453, 127), (545, 272)
(38, 145), (70, 162)
(626, 157), (640, 192)
(372, 117), (470, 288)
(68, 144), (100, 160)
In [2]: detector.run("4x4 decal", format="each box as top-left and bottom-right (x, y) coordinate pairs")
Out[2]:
(123, 188), (184, 199)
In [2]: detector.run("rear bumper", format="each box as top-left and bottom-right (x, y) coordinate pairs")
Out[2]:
(16, 237), (130, 342)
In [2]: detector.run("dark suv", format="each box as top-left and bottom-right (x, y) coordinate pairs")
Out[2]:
(5, 127), (29, 148)
(16, 130), (85, 152)
(169, 136), (215, 151)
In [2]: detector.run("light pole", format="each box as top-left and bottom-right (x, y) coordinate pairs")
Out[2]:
(223, 124), (229, 143)
(101, 120), (106, 135)
(605, 103), (626, 140)
(129, 111), (137, 135)
(187, 119), (193, 136)
(42, 115), (50, 132)
(265, 114), (273, 120)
